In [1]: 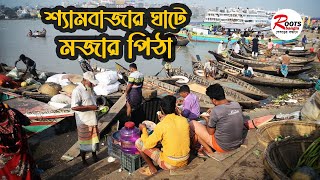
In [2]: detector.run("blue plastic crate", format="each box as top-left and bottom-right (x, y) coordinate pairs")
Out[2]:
(120, 152), (145, 173)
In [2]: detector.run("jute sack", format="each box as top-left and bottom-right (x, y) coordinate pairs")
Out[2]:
(301, 91), (320, 121)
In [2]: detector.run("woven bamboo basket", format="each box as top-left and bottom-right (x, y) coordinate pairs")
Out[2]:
(264, 136), (319, 180)
(257, 120), (320, 148)
(38, 82), (62, 96)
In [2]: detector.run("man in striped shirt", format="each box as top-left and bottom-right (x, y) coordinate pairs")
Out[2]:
(125, 63), (144, 119)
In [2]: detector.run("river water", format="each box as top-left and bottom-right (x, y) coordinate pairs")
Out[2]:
(0, 19), (217, 76)
(1, 19), (316, 97)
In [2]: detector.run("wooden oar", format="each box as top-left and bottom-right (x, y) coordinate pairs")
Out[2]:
(155, 46), (182, 76)
(154, 67), (165, 76)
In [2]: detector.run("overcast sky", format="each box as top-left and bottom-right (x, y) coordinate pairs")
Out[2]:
(0, 0), (319, 17)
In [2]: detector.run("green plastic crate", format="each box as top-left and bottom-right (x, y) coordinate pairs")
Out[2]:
(107, 136), (121, 159)
(120, 152), (145, 173)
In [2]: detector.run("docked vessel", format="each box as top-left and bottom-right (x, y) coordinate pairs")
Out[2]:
(203, 7), (272, 25)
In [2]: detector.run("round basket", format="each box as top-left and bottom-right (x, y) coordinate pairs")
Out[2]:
(61, 84), (77, 94)
(264, 136), (319, 180)
(38, 82), (62, 96)
(194, 70), (205, 77)
(171, 75), (189, 84)
(257, 120), (320, 148)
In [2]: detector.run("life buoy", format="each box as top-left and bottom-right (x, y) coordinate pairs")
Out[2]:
(194, 70), (205, 77)
(171, 76), (189, 84)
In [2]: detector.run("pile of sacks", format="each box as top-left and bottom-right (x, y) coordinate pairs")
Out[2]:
(46, 71), (121, 109)
(45, 74), (80, 109)
(93, 71), (120, 96)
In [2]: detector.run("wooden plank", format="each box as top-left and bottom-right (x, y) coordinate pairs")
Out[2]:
(61, 93), (127, 161)
(188, 83), (207, 94)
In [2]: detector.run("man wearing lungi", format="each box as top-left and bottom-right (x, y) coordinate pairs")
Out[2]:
(71, 71), (99, 165)
(280, 50), (290, 78)
(125, 63), (144, 119)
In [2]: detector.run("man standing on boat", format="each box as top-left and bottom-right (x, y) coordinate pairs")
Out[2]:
(77, 55), (93, 73)
(71, 71), (99, 165)
(203, 60), (216, 79)
(217, 41), (227, 57)
(265, 39), (273, 58)
(15, 54), (39, 80)
(280, 50), (291, 77)
(125, 63), (144, 119)
(27, 30), (32, 37)
(251, 35), (259, 58)
(226, 37), (233, 51)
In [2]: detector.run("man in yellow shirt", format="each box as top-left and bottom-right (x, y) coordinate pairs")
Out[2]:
(135, 95), (190, 176)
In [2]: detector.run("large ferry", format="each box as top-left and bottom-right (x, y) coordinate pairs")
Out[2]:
(204, 7), (274, 25)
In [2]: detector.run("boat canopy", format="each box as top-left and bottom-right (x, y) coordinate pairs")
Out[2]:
(221, 24), (252, 31)
(200, 22), (221, 27)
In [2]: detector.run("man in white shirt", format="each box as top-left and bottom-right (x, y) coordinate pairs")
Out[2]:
(233, 41), (241, 54)
(217, 41), (225, 54)
(203, 60), (216, 79)
(71, 71), (99, 165)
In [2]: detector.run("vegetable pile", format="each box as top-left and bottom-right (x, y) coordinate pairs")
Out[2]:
(296, 137), (320, 172)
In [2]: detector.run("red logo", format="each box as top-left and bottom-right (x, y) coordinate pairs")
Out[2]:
(273, 14), (287, 30)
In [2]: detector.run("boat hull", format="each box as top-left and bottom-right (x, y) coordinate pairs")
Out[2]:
(209, 51), (312, 76)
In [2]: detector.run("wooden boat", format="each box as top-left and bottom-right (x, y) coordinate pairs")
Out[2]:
(177, 32), (296, 44)
(113, 63), (215, 108)
(176, 35), (189, 46)
(191, 55), (268, 100)
(282, 41), (297, 46)
(30, 31), (46, 38)
(114, 63), (259, 108)
(24, 108), (74, 120)
(228, 56), (305, 68)
(0, 65), (61, 102)
(215, 62), (313, 88)
(277, 48), (308, 53)
(168, 68), (259, 108)
(246, 115), (275, 129)
(209, 51), (312, 76)
(0, 91), (72, 136)
(243, 43), (312, 56)
(230, 52), (314, 65)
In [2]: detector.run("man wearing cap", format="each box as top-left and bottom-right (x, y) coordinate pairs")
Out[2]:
(71, 71), (99, 165)
(125, 63), (144, 119)
(217, 40), (227, 57)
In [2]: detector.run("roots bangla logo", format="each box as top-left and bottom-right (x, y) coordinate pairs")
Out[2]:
(271, 9), (303, 40)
